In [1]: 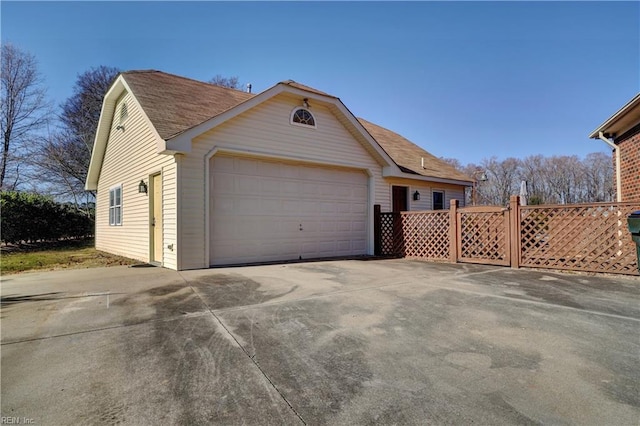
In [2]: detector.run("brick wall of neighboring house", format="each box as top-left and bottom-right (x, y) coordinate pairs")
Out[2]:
(613, 130), (640, 202)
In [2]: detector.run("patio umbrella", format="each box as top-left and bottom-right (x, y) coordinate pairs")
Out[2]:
(520, 180), (528, 206)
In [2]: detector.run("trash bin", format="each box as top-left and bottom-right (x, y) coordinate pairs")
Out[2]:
(628, 211), (640, 272)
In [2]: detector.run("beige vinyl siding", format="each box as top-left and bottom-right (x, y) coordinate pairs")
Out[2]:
(95, 92), (178, 269)
(384, 177), (466, 211)
(178, 93), (386, 269)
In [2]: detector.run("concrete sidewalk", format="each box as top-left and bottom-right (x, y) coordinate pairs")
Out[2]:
(1, 260), (639, 424)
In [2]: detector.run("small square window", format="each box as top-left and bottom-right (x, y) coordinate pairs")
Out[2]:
(109, 185), (122, 225)
(433, 190), (444, 210)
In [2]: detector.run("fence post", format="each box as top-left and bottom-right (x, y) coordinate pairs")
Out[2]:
(449, 199), (458, 263)
(374, 204), (382, 256)
(509, 195), (520, 269)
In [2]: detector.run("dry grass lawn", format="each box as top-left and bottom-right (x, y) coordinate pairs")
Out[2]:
(1, 239), (136, 275)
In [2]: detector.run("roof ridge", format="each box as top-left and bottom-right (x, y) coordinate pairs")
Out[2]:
(122, 69), (251, 95)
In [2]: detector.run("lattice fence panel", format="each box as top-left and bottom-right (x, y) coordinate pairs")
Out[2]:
(380, 212), (400, 255)
(399, 211), (450, 260)
(520, 203), (640, 275)
(459, 211), (508, 264)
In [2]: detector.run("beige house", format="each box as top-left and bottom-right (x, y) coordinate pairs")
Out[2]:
(589, 93), (640, 202)
(86, 70), (472, 270)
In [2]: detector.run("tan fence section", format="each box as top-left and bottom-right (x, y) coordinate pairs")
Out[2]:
(519, 203), (639, 275)
(375, 197), (640, 276)
(457, 206), (510, 266)
(378, 211), (450, 261)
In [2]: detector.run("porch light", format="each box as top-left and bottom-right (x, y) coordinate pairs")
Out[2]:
(138, 180), (148, 194)
(413, 190), (420, 201)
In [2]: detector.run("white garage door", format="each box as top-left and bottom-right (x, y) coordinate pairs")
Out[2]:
(210, 155), (368, 265)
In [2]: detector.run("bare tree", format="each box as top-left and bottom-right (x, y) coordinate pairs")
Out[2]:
(481, 156), (520, 205)
(439, 157), (464, 171)
(451, 153), (614, 206)
(37, 66), (119, 208)
(0, 43), (50, 189)
(209, 74), (241, 90)
(542, 155), (585, 204)
(519, 155), (549, 204)
(583, 152), (614, 202)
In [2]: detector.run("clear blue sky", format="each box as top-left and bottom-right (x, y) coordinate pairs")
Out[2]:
(2, 1), (638, 165)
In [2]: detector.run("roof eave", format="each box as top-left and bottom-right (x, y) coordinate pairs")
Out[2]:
(383, 169), (473, 187)
(588, 93), (640, 139)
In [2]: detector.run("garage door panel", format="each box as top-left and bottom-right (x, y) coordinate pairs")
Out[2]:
(320, 202), (336, 213)
(213, 174), (235, 193)
(260, 178), (282, 194)
(352, 202), (367, 214)
(237, 158), (258, 174)
(300, 201), (318, 214)
(210, 155), (368, 265)
(282, 200), (301, 215)
(214, 156), (235, 171)
(351, 240), (367, 251)
(257, 161), (282, 177)
(301, 182), (319, 195)
(352, 220), (367, 232)
(281, 166), (300, 179)
(237, 176), (261, 194)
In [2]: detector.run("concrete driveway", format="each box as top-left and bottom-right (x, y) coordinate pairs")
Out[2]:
(1, 260), (639, 425)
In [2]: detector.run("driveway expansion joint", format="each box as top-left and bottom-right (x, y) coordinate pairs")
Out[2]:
(178, 272), (307, 425)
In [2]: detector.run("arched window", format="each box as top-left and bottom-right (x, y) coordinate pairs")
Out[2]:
(290, 108), (316, 128)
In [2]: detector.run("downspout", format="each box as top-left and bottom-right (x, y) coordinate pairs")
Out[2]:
(598, 131), (621, 202)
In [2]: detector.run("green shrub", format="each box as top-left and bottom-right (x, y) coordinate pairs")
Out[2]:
(0, 191), (94, 244)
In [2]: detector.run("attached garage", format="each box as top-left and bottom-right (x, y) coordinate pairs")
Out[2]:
(209, 155), (368, 265)
(87, 71), (472, 270)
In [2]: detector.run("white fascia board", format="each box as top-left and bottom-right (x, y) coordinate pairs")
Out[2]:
(331, 100), (396, 169)
(588, 93), (640, 139)
(383, 169), (474, 187)
(85, 78), (126, 190)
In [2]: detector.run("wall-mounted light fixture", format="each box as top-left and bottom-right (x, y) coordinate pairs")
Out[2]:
(413, 190), (420, 201)
(116, 125), (125, 132)
(303, 98), (310, 108)
(138, 180), (148, 194)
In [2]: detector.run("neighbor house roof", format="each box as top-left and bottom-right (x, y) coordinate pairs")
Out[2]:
(94, 70), (471, 186)
(358, 118), (472, 183)
(122, 70), (255, 140)
(589, 93), (640, 142)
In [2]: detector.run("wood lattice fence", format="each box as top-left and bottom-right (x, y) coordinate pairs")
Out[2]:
(375, 197), (640, 276)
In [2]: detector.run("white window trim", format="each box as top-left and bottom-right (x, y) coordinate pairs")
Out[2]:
(432, 189), (445, 210)
(289, 107), (317, 129)
(109, 184), (123, 226)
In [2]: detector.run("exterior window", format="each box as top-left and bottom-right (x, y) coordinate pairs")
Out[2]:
(109, 185), (122, 225)
(119, 102), (128, 124)
(433, 190), (444, 210)
(291, 108), (316, 127)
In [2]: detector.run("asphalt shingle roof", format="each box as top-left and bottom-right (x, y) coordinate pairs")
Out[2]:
(122, 70), (255, 140)
(357, 118), (472, 182)
(121, 70), (471, 183)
